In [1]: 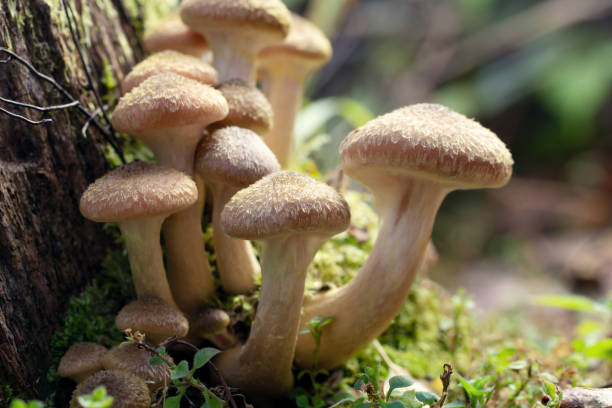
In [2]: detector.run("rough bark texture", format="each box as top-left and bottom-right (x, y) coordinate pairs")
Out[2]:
(0, 0), (143, 400)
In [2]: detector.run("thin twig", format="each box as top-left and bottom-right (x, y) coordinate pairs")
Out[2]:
(0, 106), (52, 125)
(0, 96), (79, 111)
(82, 107), (102, 138)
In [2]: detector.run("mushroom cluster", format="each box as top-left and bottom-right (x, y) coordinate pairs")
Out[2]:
(65, 0), (514, 403)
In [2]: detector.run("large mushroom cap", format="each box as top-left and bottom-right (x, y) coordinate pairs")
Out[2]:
(112, 72), (228, 136)
(196, 126), (280, 188)
(259, 12), (332, 64)
(70, 370), (151, 408)
(79, 162), (197, 222)
(143, 12), (209, 57)
(122, 50), (218, 93)
(115, 297), (189, 342)
(180, 0), (291, 37)
(340, 103), (513, 189)
(58, 342), (107, 382)
(221, 171), (350, 240)
(214, 79), (273, 134)
(103, 342), (172, 391)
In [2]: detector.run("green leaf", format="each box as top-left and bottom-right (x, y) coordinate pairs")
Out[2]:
(193, 347), (220, 370)
(171, 360), (190, 380)
(507, 360), (528, 370)
(584, 338), (612, 359)
(165, 396), (181, 408)
(544, 381), (557, 398)
(415, 392), (439, 405)
(149, 355), (164, 366)
(386, 401), (408, 408)
(387, 376), (415, 400)
(443, 402), (466, 408)
(9, 400), (28, 408)
(205, 395), (224, 408)
(533, 295), (598, 312)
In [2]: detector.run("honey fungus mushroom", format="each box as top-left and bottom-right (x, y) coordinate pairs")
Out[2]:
(295, 103), (514, 369)
(79, 162), (198, 307)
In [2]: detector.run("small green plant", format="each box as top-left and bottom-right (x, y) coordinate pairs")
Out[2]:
(9, 387), (112, 408)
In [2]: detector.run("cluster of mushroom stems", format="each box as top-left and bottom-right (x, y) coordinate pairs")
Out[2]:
(64, 0), (514, 404)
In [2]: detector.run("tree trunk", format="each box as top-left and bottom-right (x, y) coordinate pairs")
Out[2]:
(0, 0), (143, 399)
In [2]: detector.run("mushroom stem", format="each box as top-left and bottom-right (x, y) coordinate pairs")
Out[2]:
(296, 178), (449, 369)
(119, 216), (177, 308)
(259, 67), (307, 167)
(214, 235), (323, 396)
(144, 126), (215, 313)
(210, 184), (259, 294)
(207, 33), (258, 85)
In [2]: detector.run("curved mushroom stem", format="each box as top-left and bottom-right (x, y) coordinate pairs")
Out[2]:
(295, 178), (449, 369)
(259, 65), (307, 168)
(214, 234), (324, 396)
(145, 126), (215, 313)
(119, 216), (177, 308)
(210, 184), (260, 295)
(206, 32), (260, 85)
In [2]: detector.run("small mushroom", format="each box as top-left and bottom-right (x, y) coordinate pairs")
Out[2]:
(79, 162), (198, 307)
(121, 50), (217, 93)
(195, 126), (280, 295)
(58, 342), (107, 383)
(214, 171), (350, 396)
(112, 72), (229, 313)
(295, 104), (514, 369)
(115, 297), (189, 345)
(103, 342), (171, 391)
(189, 306), (238, 349)
(258, 12), (332, 167)
(143, 11), (209, 58)
(180, 0), (291, 85)
(213, 79), (273, 135)
(70, 370), (150, 408)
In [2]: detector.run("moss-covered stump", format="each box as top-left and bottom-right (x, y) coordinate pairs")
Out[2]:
(0, 0), (144, 399)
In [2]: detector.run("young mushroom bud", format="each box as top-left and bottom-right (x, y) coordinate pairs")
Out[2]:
(258, 12), (332, 167)
(180, 0), (291, 85)
(144, 11), (210, 58)
(189, 306), (238, 349)
(295, 103), (514, 369)
(214, 171), (350, 396)
(112, 73), (229, 313)
(79, 162), (198, 307)
(122, 50), (217, 93)
(103, 342), (171, 391)
(115, 297), (189, 345)
(58, 342), (107, 383)
(70, 370), (150, 408)
(195, 126), (280, 295)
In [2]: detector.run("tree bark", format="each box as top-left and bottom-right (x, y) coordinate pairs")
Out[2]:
(0, 0), (143, 399)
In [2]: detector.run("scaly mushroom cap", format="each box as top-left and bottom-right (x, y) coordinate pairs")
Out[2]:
(259, 12), (332, 65)
(214, 79), (273, 134)
(103, 342), (171, 391)
(112, 72), (228, 136)
(79, 162), (197, 222)
(115, 297), (189, 342)
(122, 51), (218, 93)
(58, 342), (107, 382)
(180, 0), (291, 37)
(196, 126), (280, 188)
(70, 370), (151, 408)
(191, 306), (231, 336)
(340, 103), (514, 189)
(143, 12), (209, 57)
(221, 171), (350, 240)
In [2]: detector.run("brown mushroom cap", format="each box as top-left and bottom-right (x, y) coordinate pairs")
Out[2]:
(115, 297), (189, 343)
(214, 79), (273, 134)
(196, 126), (280, 188)
(143, 12), (209, 57)
(191, 306), (231, 336)
(180, 0), (291, 37)
(103, 342), (171, 391)
(70, 370), (151, 408)
(259, 12), (332, 64)
(79, 162), (197, 223)
(340, 103), (514, 189)
(221, 171), (350, 240)
(122, 51), (218, 93)
(112, 72), (228, 137)
(58, 342), (107, 382)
